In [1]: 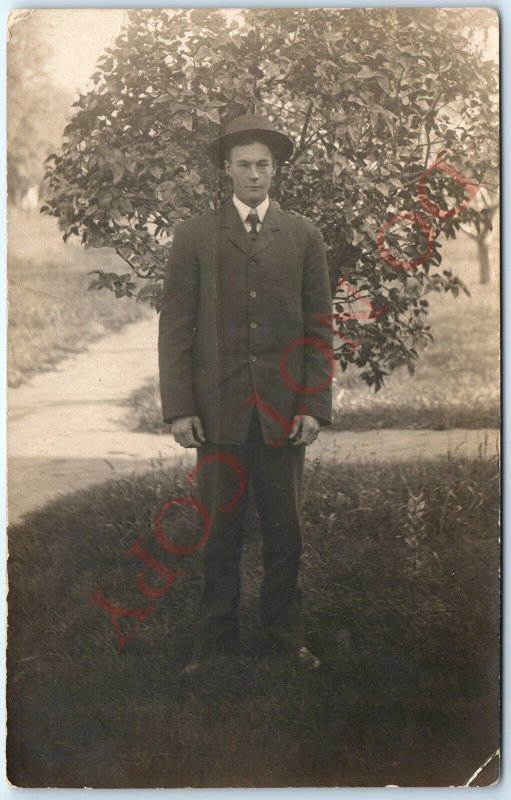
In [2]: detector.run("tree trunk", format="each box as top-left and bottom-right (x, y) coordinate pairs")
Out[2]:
(478, 236), (491, 284)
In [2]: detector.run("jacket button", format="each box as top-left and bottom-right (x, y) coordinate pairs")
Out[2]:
(250, 355), (257, 363)
(249, 258), (256, 266)
(250, 321), (258, 329)
(249, 290), (257, 298)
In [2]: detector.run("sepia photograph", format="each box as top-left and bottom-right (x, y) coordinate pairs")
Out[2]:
(6, 6), (500, 788)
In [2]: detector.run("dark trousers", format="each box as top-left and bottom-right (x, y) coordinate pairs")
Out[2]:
(193, 412), (306, 658)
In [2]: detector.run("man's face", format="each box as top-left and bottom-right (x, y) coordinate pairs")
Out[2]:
(224, 141), (274, 207)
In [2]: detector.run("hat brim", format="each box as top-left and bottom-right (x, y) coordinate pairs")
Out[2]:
(208, 128), (294, 169)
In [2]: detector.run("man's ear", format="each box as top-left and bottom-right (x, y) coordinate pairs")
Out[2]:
(224, 159), (232, 176)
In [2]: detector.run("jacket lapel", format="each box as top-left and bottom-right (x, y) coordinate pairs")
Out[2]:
(220, 199), (252, 256)
(219, 198), (281, 257)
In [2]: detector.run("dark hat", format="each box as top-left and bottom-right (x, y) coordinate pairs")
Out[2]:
(208, 114), (294, 168)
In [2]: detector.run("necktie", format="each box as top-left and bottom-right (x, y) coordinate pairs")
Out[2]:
(246, 210), (260, 241)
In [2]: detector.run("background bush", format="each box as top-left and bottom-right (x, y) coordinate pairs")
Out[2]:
(44, 7), (498, 390)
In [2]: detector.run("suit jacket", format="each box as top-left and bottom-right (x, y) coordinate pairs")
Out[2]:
(158, 198), (333, 446)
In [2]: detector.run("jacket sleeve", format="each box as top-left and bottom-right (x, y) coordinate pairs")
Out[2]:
(301, 225), (334, 426)
(158, 222), (199, 424)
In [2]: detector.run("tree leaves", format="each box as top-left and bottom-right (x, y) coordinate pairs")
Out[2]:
(43, 6), (498, 388)
(204, 109), (221, 125)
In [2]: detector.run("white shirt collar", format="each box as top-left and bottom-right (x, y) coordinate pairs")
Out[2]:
(232, 194), (270, 223)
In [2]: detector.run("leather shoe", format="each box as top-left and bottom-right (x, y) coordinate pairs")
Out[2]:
(295, 646), (321, 670)
(179, 659), (203, 678)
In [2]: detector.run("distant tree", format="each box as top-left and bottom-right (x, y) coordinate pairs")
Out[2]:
(44, 7), (498, 389)
(460, 189), (499, 284)
(7, 11), (70, 205)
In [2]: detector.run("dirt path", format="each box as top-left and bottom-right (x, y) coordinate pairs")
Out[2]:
(8, 316), (500, 526)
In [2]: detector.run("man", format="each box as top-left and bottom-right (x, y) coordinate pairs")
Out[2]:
(158, 114), (333, 673)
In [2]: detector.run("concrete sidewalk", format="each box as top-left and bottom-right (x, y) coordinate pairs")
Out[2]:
(8, 316), (500, 526)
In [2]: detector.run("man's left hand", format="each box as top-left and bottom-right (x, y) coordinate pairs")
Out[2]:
(289, 414), (321, 446)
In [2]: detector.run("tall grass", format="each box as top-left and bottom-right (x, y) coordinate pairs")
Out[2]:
(8, 208), (148, 386)
(7, 456), (500, 787)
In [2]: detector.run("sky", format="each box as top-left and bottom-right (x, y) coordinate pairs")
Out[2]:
(29, 8), (126, 94)
(19, 8), (242, 96)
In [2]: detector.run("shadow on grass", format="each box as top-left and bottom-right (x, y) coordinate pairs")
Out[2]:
(7, 457), (500, 787)
(122, 374), (500, 435)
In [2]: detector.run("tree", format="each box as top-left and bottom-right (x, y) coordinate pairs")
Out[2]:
(43, 7), (499, 389)
(460, 188), (499, 284)
(8, 11), (72, 205)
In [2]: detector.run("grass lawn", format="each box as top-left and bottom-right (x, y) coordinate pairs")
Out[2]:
(8, 208), (148, 386)
(7, 457), (500, 787)
(125, 236), (499, 433)
(330, 273), (499, 430)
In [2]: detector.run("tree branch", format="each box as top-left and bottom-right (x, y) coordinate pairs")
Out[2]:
(298, 99), (314, 153)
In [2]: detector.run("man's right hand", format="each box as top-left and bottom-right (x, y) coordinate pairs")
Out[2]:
(170, 416), (206, 448)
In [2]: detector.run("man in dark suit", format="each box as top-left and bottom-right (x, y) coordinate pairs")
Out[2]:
(159, 115), (333, 673)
